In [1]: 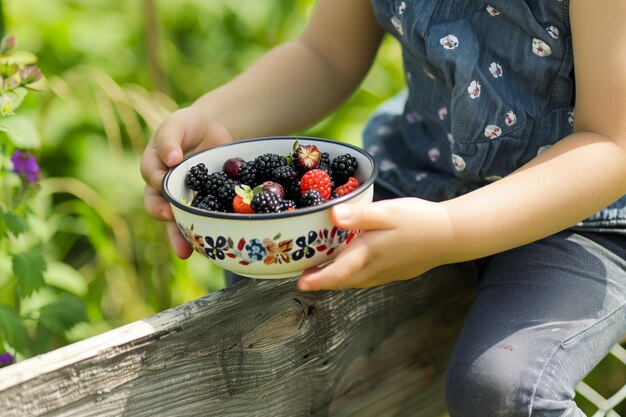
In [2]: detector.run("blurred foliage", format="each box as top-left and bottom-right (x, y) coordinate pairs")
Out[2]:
(1, 0), (404, 356)
(0, 1), (623, 413)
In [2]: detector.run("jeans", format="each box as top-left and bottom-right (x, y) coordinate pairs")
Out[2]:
(445, 231), (626, 417)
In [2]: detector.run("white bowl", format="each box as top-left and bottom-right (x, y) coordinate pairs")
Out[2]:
(162, 136), (378, 279)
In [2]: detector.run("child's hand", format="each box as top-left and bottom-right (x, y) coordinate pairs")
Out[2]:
(297, 198), (456, 291)
(140, 106), (233, 258)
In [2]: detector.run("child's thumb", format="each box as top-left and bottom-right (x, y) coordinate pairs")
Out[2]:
(331, 202), (395, 230)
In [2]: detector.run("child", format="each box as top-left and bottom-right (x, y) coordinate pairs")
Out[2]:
(140, 1), (626, 415)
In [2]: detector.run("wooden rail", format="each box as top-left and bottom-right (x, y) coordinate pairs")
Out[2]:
(0, 264), (475, 417)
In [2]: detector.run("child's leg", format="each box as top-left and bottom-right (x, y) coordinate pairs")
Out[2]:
(444, 231), (626, 417)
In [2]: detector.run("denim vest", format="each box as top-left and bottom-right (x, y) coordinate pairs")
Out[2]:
(365, 0), (626, 232)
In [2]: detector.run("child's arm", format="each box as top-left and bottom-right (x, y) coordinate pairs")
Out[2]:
(299, 0), (626, 291)
(140, 0), (384, 257)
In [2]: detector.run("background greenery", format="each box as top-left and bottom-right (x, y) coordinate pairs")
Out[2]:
(1, 0), (623, 414)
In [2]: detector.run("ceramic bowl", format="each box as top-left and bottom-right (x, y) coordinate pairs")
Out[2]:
(162, 136), (378, 279)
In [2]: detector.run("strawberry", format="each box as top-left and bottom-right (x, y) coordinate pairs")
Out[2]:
(293, 143), (321, 174)
(300, 169), (332, 200)
(232, 184), (262, 214)
(333, 177), (360, 198)
(233, 195), (254, 214)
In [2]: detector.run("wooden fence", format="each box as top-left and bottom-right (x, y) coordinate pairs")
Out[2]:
(0, 264), (475, 417)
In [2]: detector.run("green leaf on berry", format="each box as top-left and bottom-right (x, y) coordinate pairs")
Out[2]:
(236, 184), (262, 204)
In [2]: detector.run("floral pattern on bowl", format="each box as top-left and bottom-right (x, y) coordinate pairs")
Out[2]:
(179, 223), (359, 267)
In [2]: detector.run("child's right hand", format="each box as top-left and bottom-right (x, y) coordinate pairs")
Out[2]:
(140, 106), (234, 258)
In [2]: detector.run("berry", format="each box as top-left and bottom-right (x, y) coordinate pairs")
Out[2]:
(262, 181), (285, 199)
(251, 190), (283, 213)
(217, 179), (239, 212)
(191, 192), (208, 207)
(271, 165), (298, 187)
(280, 199), (297, 211)
(223, 157), (245, 180)
(293, 144), (321, 174)
(317, 152), (332, 174)
(195, 194), (223, 212)
(254, 153), (286, 182)
(300, 189), (325, 207)
(333, 177), (360, 198)
(233, 195), (254, 214)
(185, 163), (209, 192)
(203, 171), (228, 195)
(331, 154), (358, 185)
(237, 161), (259, 187)
(300, 169), (332, 200)
(233, 184), (260, 214)
(271, 165), (299, 199)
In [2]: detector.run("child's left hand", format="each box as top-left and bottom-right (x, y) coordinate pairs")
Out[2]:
(297, 198), (457, 291)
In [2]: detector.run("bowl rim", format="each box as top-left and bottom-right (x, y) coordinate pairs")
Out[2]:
(162, 136), (379, 221)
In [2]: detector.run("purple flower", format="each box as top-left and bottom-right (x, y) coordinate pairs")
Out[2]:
(0, 352), (15, 367)
(11, 150), (40, 182)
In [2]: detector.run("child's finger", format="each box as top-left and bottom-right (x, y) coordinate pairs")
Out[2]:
(140, 146), (170, 192)
(166, 221), (194, 259)
(151, 119), (185, 168)
(298, 239), (371, 291)
(144, 184), (173, 221)
(331, 201), (397, 230)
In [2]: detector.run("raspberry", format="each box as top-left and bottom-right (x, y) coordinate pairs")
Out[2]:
(251, 190), (283, 213)
(300, 169), (332, 200)
(254, 153), (286, 182)
(331, 154), (358, 185)
(233, 194), (254, 214)
(300, 189), (325, 207)
(332, 177), (360, 198)
(185, 163), (209, 191)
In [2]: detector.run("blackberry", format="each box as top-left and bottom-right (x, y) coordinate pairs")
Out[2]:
(300, 189), (325, 207)
(271, 165), (298, 188)
(185, 163), (209, 192)
(280, 199), (297, 211)
(194, 194), (223, 212)
(254, 153), (286, 182)
(191, 192), (208, 207)
(331, 154), (358, 185)
(318, 152), (332, 173)
(251, 190), (283, 213)
(237, 161), (259, 187)
(202, 171), (228, 195)
(217, 179), (239, 212)
(286, 179), (301, 201)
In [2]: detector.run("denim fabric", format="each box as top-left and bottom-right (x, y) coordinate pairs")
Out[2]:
(445, 231), (626, 417)
(367, 0), (626, 230)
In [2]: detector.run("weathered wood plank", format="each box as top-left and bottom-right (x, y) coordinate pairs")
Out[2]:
(0, 264), (476, 417)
